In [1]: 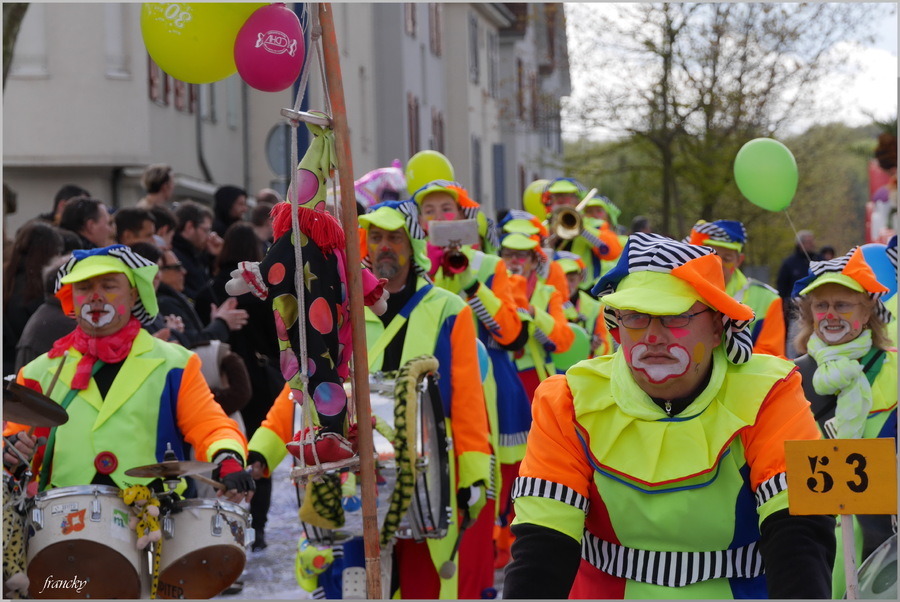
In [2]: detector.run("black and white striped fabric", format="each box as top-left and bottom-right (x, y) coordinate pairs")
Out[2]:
(683, 220), (746, 246)
(511, 476), (590, 514)
(499, 431), (529, 449)
(468, 295), (501, 334)
(593, 232), (754, 365)
(795, 246), (892, 324)
(55, 244), (158, 325)
(581, 531), (764, 587)
(754, 472), (788, 507)
(886, 236), (897, 271)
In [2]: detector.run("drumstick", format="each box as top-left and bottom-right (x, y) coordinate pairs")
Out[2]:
(27, 351), (69, 437)
(192, 474), (226, 491)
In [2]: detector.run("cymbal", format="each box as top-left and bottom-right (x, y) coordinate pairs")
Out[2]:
(124, 460), (217, 479)
(4, 382), (69, 427)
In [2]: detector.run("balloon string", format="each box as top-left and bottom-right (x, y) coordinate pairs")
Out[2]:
(782, 208), (813, 263)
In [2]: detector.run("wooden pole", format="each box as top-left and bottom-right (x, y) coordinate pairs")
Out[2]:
(841, 516), (858, 599)
(318, 4), (382, 598)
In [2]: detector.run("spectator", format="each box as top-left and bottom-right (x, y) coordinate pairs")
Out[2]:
(249, 201), (275, 255)
(3, 221), (65, 375)
(819, 245), (836, 261)
(156, 246), (248, 347)
(149, 205), (178, 250)
(213, 185), (249, 237)
(14, 254), (75, 373)
(136, 163), (175, 210)
(58, 197), (115, 250)
(38, 184), (90, 225)
(195, 222), (282, 551)
(629, 215), (652, 235)
(128, 242), (188, 345)
(255, 187), (283, 205)
(115, 207), (156, 246)
(777, 229), (820, 358)
(172, 200), (218, 302)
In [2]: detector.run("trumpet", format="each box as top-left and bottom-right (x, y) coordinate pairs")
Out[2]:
(442, 242), (469, 274)
(550, 205), (582, 240)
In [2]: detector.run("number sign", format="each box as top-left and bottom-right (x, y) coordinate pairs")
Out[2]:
(785, 439), (897, 515)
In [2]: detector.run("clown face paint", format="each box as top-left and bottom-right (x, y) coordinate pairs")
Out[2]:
(617, 302), (722, 401)
(629, 343), (690, 383)
(368, 225), (412, 285)
(418, 192), (462, 231)
(808, 283), (871, 347)
(71, 272), (138, 337)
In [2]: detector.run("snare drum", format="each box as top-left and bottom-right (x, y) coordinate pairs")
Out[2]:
(26, 485), (144, 599)
(156, 498), (253, 599)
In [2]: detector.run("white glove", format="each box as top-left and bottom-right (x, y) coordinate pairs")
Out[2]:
(225, 268), (253, 296)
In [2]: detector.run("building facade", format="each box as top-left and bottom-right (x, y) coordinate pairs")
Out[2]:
(3, 3), (569, 236)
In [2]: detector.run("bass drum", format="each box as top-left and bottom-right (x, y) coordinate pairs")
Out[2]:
(854, 532), (897, 599)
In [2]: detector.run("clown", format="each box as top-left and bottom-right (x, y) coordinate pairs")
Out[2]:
(685, 219), (787, 356)
(791, 245), (897, 597)
(504, 232), (835, 599)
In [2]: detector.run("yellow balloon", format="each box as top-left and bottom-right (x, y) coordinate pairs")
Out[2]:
(523, 179), (550, 221)
(141, 3), (266, 84)
(405, 150), (454, 196)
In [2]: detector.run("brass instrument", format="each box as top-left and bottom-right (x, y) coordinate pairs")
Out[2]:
(550, 205), (582, 240)
(548, 187), (598, 241)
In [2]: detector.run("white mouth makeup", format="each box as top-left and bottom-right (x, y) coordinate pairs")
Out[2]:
(81, 303), (116, 328)
(818, 319), (851, 343)
(630, 343), (690, 383)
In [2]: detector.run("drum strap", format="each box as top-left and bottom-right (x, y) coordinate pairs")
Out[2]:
(368, 285), (432, 371)
(38, 360), (106, 491)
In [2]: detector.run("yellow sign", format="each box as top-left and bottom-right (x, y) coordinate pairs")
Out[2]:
(785, 438), (897, 516)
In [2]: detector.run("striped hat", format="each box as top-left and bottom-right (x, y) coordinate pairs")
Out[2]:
(792, 246), (892, 324)
(684, 220), (747, 251)
(592, 232), (756, 364)
(553, 250), (586, 274)
(55, 245), (159, 325)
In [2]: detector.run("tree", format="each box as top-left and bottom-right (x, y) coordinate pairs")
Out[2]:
(4, 3), (29, 90)
(563, 2), (888, 235)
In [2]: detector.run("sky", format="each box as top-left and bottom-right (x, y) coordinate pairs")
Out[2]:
(563, 3), (899, 140)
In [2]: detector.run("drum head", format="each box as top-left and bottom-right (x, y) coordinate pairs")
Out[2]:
(856, 533), (897, 599)
(28, 540), (142, 599)
(406, 374), (451, 540)
(158, 545), (245, 599)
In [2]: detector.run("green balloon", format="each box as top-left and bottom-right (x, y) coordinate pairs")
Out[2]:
(551, 324), (592, 372)
(733, 138), (798, 212)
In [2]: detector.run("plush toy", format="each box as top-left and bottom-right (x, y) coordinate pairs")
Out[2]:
(120, 485), (162, 549)
(295, 536), (334, 593)
(3, 500), (29, 598)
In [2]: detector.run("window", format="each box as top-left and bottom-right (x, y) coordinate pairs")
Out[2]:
(104, 4), (129, 79)
(9, 3), (48, 78)
(516, 59), (525, 120)
(407, 93), (420, 155)
(148, 57), (170, 106)
(468, 13), (479, 84)
(428, 3), (442, 57)
(431, 108), (445, 153)
(487, 31), (499, 99)
(530, 74), (539, 129)
(174, 79), (189, 112)
(471, 135), (483, 202)
(404, 3), (417, 37)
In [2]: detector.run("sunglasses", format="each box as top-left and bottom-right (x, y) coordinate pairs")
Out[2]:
(161, 263), (185, 272)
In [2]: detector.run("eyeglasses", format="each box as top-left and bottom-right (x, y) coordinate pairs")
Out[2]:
(811, 301), (859, 314)
(161, 263), (185, 272)
(501, 250), (534, 261)
(617, 308), (712, 329)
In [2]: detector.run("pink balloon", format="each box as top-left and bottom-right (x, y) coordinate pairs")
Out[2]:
(234, 3), (305, 93)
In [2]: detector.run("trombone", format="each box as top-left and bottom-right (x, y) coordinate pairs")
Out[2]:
(548, 188), (597, 240)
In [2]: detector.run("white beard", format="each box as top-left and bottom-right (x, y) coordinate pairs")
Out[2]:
(818, 319), (851, 343)
(80, 303), (116, 328)
(630, 343), (691, 383)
